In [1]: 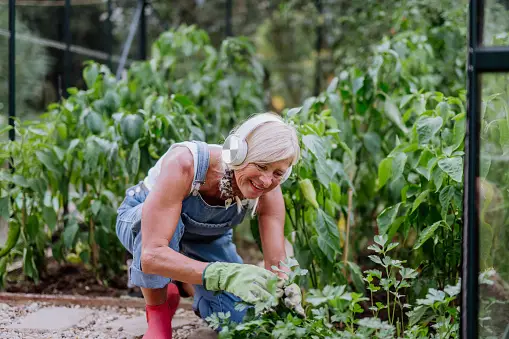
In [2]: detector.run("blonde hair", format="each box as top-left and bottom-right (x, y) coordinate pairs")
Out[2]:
(228, 113), (300, 170)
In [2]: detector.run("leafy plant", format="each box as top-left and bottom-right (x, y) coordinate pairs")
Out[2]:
(0, 25), (264, 282)
(207, 237), (465, 338)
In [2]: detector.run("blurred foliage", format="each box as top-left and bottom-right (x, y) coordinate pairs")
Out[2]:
(0, 12), (51, 119)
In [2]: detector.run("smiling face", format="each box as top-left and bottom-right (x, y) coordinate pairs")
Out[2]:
(234, 159), (291, 199)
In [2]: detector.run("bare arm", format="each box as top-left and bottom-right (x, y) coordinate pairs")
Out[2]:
(257, 186), (288, 275)
(140, 147), (208, 285)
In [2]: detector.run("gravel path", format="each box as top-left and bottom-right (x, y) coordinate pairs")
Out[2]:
(0, 302), (216, 339)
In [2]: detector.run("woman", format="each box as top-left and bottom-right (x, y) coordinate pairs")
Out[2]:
(115, 112), (301, 338)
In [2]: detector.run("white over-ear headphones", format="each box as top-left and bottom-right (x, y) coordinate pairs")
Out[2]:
(222, 113), (293, 183)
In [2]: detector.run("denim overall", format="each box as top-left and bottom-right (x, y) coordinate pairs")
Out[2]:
(115, 141), (250, 323)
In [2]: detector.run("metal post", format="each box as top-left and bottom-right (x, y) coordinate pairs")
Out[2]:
(107, 0), (113, 69)
(63, 0), (72, 97)
(139, 0), (146, 60)
(116, 1), (143, 79)
(462, 0), (482, 338)
(314, 0), (323, 96)
(225, 0), (233, 37)
(8, 0), (15, 143)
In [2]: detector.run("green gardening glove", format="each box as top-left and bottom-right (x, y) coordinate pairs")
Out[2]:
(203, 262), (280, 304)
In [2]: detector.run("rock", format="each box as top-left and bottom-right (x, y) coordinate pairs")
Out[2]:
(188, 327), (218, 339)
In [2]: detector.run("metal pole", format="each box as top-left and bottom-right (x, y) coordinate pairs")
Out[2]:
(462, 0), (482, 338)
(107, 0), (112, 69)
(314, 0), (323, 96)
(225, 0), (232, 37)
(139, 0), (146, 60)
(8, 0), (15, 143)
(63, 0), (71, 97)
(116, 0), (143, 79)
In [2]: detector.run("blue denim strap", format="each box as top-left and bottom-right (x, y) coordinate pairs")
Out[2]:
(191, 141), (210, 194)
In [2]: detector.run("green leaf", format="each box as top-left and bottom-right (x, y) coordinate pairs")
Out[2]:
(377, 203), (401, 235)
(91, 200), (102, 216)
(391, 152), (407, 180)
(120, 114), (145, 144)
(128, 140), (141, 176)
(316, 209), (341, 261)
(0, 125), (13, 136)
(452, 113), (466, 151)
(330, 182), (341, 203)
(408, 305), (427, 326)
(411, 190), (429, 213)
(13, 175), (30, 188)
(85, 110), (105, 135)
(63, 221), (79, 249)
(432, 167), (445, 192)
(436, 102), (450, 120)
(315, 160), (335, 188)
(352, 76), (365, 95)
(26, 215), (39, 239)
(439, 186), (455, 219)
(363, 132), (382, 158)
(369, 255), (383, 266)
(400, 94), (415, 109)
(36, 150), (63, 178)
(438, 157), (463, 182)
(0, 197), (9, 220)
(378, 157), (392, 189)
(327, 77), (339, 92)
(173, 94), (194, 108)
(374, 234), (388, 247)
(318, 235), (337, 263)
(83, 63), (99, 88)
(23, 247), (39, 282)
(384, 98), (408, 133)
(287, 107), (301, 118)
(327, 93), (343, 123)
(416, 116), (443, 144)
(42, 207), (57, 231)
(413, 221), (445, 250)
(348, 262), (366, 295)
(302, 134), (328, 160)
(498, 117), (509, 147)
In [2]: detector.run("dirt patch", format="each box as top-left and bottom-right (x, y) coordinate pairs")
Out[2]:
(3, 240), (263, 298)
(4, 259), (139, 298)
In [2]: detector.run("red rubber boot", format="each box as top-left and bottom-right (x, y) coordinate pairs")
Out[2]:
(142, 284), (181, 339)
(167, 283), (180, 318)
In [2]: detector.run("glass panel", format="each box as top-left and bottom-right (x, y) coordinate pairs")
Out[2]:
(479, 73), (509, 337)
(483, 0), (509, 46)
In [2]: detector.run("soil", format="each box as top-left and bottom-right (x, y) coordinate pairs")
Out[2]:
(4, 259), (138, 298)
(3, 241), (263, 298)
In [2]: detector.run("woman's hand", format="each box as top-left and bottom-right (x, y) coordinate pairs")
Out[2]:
(203, 262), (279, 304)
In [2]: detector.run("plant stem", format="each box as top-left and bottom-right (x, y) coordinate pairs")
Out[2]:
(89, 217), (98, 269)
(342, 185), (353, 276)
(370, 290), (374, 317)
(400, 300), (405, 330)
(392, 293), (397, 325)
(385, 266), (392, 324)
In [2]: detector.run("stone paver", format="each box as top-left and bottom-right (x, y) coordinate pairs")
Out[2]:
(7, 306), (94, 330)
(187, 327), (218, 339)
